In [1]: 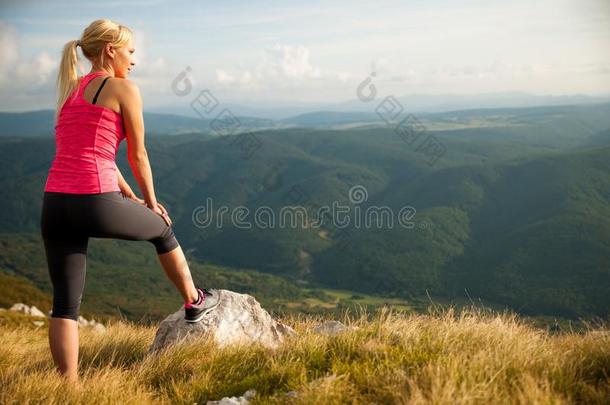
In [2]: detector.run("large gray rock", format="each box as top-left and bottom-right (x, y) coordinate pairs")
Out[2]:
(148, 289), (296, 355)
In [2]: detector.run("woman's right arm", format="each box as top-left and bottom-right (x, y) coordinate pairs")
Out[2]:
(120, 80), (158, 209)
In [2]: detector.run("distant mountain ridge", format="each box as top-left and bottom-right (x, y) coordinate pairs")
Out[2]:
(148, 91), (610, 120)
(2, 101), (609, 136)
(0, 110), (276, 137)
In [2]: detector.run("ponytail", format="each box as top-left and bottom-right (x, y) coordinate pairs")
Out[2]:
(55, 39), (80, 123)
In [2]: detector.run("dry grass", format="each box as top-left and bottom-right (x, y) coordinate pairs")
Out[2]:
(0, 306), (608, 404)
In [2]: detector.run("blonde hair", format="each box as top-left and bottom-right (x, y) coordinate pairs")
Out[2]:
(55, 19), (133, 122)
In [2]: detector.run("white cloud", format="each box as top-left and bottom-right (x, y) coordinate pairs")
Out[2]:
(261, 44), (321, 80)
(240, 70), (253, 84)
(337, 72), (362, 83)
(214, 44), (355, 92)
(15, 51), (56, 85)
(0, 22), (20, 76)
(0, 21), (58, 104)
(216, 69), (235, 84)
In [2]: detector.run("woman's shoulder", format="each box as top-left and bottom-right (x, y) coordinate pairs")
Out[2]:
(110, 77), (140, 96)
(108, 77), (141, 105)
(107, 76), (138, 90)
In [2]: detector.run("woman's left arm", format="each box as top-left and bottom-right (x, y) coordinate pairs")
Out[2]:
(116, 163), (144, 203)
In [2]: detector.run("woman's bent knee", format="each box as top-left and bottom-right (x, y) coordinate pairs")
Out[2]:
(151, 225), (180, 254)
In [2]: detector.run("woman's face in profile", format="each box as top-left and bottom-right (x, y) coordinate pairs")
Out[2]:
(109, 37), (136, 79)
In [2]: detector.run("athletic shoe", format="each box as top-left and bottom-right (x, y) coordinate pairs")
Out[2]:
(184, 287), (221, 323)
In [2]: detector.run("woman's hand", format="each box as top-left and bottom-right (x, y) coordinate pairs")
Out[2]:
(127, 195), (146, 205)
(149, 202), (173, 227)
(126, 193), (172, 227)
(120, 191), (145, 205)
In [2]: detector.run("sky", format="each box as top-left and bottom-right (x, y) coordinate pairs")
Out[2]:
(0, 0), (609, 112)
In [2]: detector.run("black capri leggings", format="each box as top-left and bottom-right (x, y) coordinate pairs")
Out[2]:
(40, 191), (180, 321)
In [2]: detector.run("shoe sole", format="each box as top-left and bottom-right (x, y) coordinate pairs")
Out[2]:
(184, 292), (221, 323)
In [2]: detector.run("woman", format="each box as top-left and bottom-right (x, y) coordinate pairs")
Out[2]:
(40, 19), (221, 383)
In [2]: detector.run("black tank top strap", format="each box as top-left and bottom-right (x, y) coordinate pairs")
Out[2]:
(92, 76), (111, 105)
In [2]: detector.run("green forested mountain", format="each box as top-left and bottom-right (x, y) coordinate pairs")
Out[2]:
(1, 103), (609, 319)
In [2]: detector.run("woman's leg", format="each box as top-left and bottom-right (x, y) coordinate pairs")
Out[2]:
(84, 192), (199, 303)
(158, 245), (198, 303)
(42, 235), (89, 382)
(48, 317), (79, 383)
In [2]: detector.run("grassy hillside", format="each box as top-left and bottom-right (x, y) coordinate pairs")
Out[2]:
(1, 307), (608, 404)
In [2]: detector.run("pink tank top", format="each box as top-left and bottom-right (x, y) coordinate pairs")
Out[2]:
(44, 71), (126, 194)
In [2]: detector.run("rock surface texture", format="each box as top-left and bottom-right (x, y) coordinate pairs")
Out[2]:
(148, 289), (296, 354)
